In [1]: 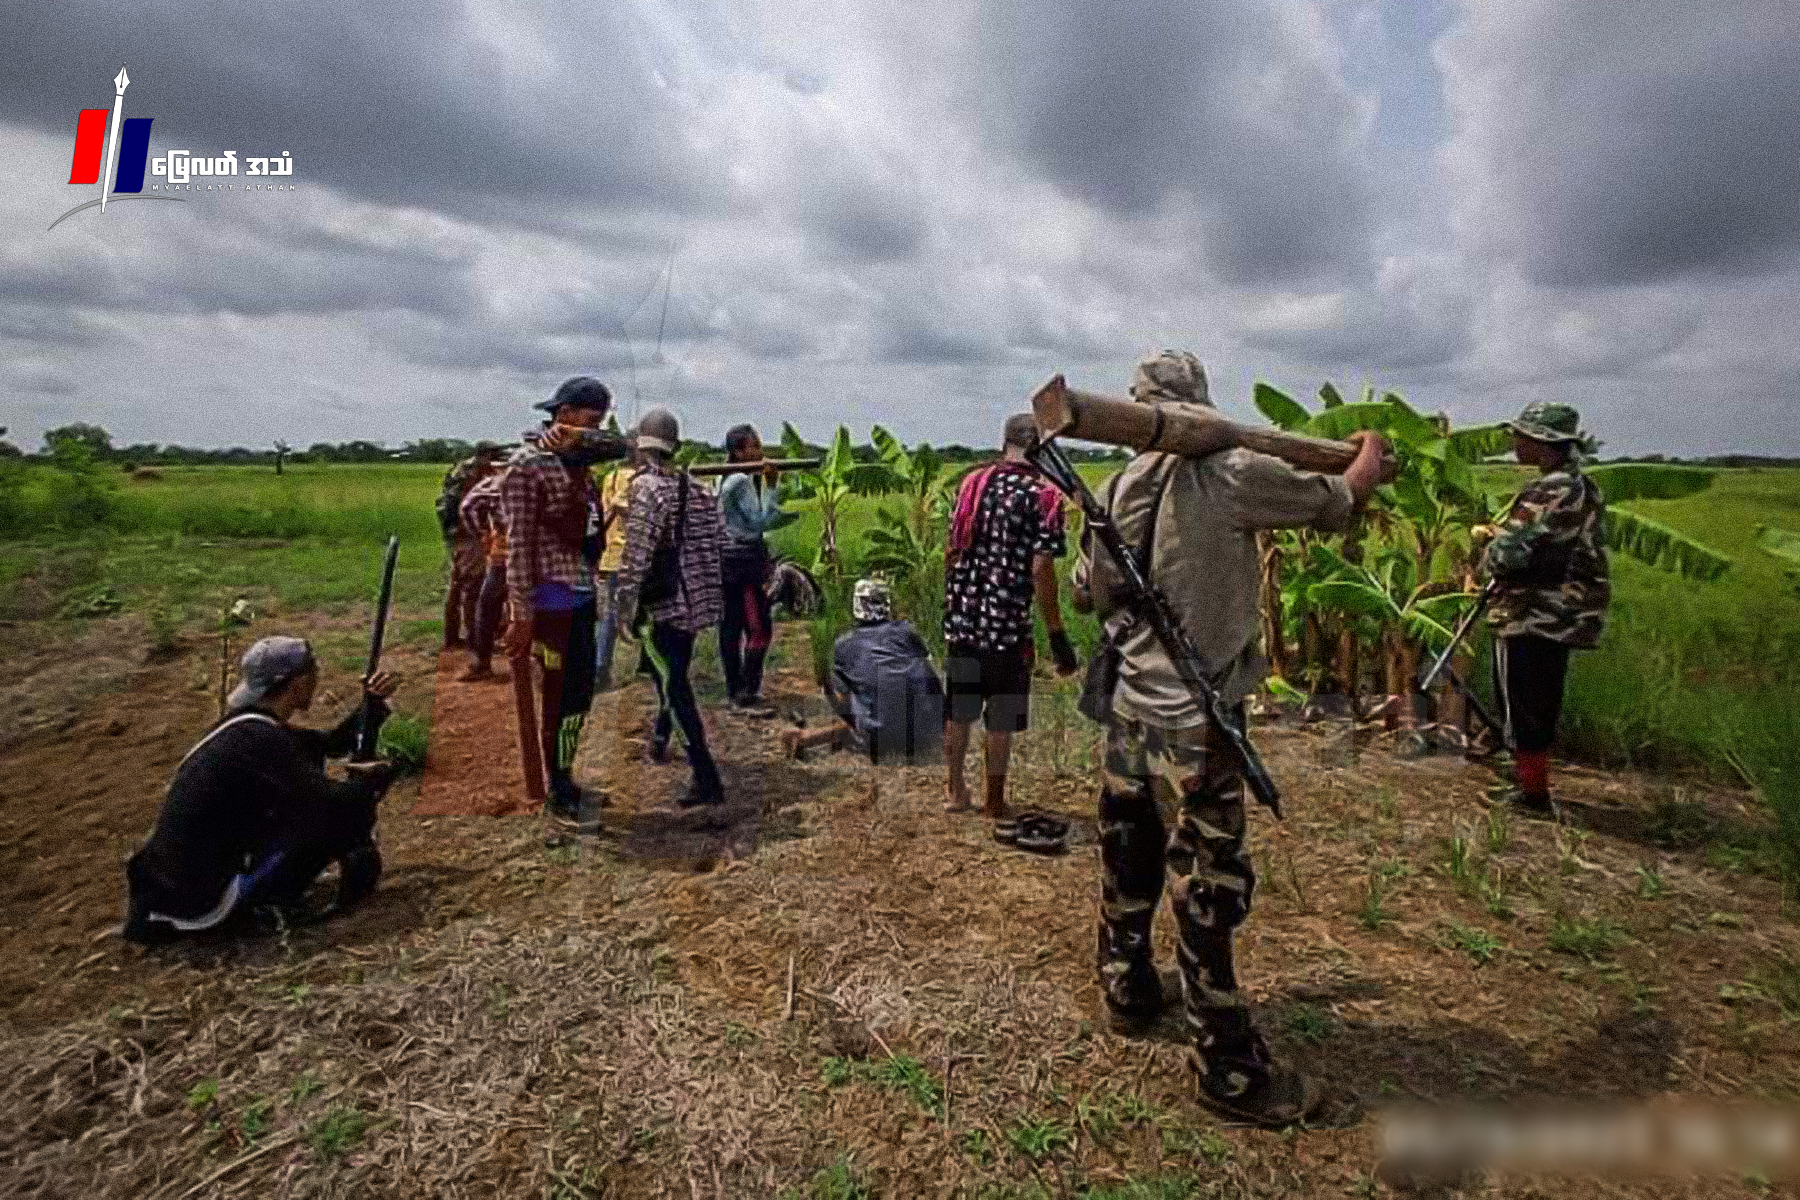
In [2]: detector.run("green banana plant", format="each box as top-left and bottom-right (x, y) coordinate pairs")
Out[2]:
(780, 424), (898, 576)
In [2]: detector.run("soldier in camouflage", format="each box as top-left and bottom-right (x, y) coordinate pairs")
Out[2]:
(436, 442), (504, 650)
(1072, 351), (1389, 1129)
(1478, 402), (1610, 815)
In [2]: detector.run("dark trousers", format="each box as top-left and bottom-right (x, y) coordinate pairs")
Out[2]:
(1493, 634), (1571, 753)
(444, 537), (484, 644)
(644, 622), (724, 799)
(719, 548), (772, 699)
(471, 563), (507, 665)
(532, 598), (599, 786)
(1097, 710), (1271, 1096)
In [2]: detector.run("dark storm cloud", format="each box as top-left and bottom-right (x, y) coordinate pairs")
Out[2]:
(1442, 0), (1800, 287)
(0, 2), (723, 226)
(965, 1), (1376, 286)
(0, 201), (477, 318)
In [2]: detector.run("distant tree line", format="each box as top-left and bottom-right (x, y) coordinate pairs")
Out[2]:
(0, 424), (1131, 469)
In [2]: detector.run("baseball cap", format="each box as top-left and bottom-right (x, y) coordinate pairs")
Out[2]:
(226, 636), (316, 710)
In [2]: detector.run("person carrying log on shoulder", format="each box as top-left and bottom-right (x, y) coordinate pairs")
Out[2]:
(1472, 403), (1610, 818)
(716, 424), (798, 716)
(616, 408), (729, 810)
(1071, 350), (1388, 1129)
(500, 377), (617, 822)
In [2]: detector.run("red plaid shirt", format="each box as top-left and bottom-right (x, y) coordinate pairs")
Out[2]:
(500, 447), (598, 615)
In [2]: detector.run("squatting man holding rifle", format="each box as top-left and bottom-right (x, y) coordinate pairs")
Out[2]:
(123, 637), (400, 944)
(1069, 351), (1389, 1128)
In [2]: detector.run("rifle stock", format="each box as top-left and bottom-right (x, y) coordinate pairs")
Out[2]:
(353, 536), (399, 761)
(1028, 439), (1283, 815)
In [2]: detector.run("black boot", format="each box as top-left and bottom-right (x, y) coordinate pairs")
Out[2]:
(329, 843), (383, 914)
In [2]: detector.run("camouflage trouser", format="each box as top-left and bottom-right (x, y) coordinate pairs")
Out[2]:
(1098, 712), (1271, 1093)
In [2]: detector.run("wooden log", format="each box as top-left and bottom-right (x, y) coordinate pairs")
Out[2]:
(1031, 374), (1364, 474)
(685, 457), (821, 478)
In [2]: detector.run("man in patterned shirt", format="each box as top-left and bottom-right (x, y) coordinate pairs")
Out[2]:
(942, 413), (1080, 818)
(500, 377), (615, 820)
(456, 471), (508, 682)
(615, 408), (728, 809)
(1478, 402), (1610, 816)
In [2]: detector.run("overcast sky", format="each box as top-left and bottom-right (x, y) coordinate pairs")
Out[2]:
(2, 0), (1797, 456)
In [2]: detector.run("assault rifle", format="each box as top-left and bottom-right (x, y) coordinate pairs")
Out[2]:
(1027, 437), (1283, 815)
(1415, 580), (1506, 747)
(354, 535), (400, 761)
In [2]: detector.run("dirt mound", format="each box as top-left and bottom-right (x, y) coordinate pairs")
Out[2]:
(413, 651), (538, 817)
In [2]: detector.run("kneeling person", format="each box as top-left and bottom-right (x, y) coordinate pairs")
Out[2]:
(123, 637), (399, 944)
(782, 580), (945, 765)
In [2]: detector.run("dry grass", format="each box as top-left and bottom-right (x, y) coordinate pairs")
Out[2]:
(3, 632), (1799, 1197)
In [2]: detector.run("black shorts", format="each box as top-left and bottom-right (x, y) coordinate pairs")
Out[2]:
(944, 643), (1033, 733)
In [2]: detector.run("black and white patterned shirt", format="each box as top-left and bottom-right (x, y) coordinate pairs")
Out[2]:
(943, 465), (1066, 653)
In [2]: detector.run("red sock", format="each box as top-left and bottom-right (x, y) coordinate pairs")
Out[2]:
(1515, 750), (1550, 797)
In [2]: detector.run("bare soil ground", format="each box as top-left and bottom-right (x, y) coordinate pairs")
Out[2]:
(2, 613), (1797, 1198)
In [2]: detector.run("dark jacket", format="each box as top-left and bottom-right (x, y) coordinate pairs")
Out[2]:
(127, 701), (387, 921)
(829, 620), (945, 764)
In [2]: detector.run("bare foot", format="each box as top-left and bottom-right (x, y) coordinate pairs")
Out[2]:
(457, 664), (495, 683)
(983, 777), (1010, 820)
(944, 783), (974, 813)
(779, 728), (804, 759)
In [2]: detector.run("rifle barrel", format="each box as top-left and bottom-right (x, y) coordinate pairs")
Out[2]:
(354, 535), (400, 760)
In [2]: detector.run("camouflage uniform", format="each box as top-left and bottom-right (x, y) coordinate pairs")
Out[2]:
(1482, 403), (1610, 769)
(438, 454), (496, 646)
(1078, 351), (1355, 1112)
(1099, 714), (1270, 1097)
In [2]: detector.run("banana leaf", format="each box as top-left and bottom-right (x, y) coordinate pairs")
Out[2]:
(1588, 464), (1717, 503)
(1254, 382), (1312, 431)
(1604, 507), (1733, 581)
(870, 424), (911, 475)
(1308, 579), (1399, 621)
(1448, 423), (1514, 462)
(1302, 402), (1401, 442)
(1757, 524), (1800, 568)
(1317, 381), (1346, 409)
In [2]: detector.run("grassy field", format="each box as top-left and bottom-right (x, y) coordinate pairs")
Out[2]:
(3, 458), (1796, 803)
(5, 458), (1800, 1196)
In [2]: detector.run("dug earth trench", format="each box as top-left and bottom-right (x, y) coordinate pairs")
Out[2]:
(1, 617), (1795, 1198)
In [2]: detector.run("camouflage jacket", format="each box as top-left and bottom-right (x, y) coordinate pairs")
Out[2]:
(435, 458), (481, 541)
(1483, 467), (1610, 647)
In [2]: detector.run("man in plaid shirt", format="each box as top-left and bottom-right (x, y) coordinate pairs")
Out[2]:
(616, 408), (728, 808)
(501, 377), (615, 820)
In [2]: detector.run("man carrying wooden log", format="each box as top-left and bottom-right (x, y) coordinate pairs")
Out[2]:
(1474, 403), (1610, 817)
(1070, 350), (1388, 1128)
(501, 378), (616, 821)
